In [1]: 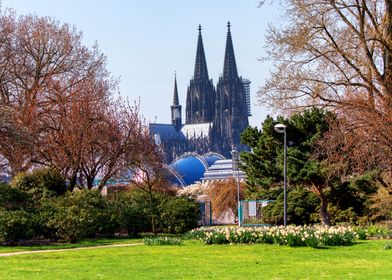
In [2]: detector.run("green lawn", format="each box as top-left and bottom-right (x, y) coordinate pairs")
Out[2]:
(0, 240), (391, 279)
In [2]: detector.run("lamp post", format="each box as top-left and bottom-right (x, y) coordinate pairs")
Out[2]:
(153, 134), (162, 146)
(231, 147), (241, 227)
(274, 124), (287, 227)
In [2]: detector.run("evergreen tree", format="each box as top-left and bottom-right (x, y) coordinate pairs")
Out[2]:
(241, 108), (335, 225)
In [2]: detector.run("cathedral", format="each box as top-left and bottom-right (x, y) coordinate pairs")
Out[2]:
(149, 22), (251, 162)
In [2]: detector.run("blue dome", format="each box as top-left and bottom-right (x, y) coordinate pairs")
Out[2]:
(170, 153), (208, 185)
(163, 164), (186, 187)
(202, 152), (226, 167)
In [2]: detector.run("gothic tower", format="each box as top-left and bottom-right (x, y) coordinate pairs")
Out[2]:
(214, 22), (249, 156)
(170, 73), (182, 130)
(186, 25), (216, 124)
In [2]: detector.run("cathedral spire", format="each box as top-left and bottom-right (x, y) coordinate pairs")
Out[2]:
(222, 21), (238, 80)
(171, 72), (182, 130)
(173, 72), (179, 106)
(193, 25), (209, 81)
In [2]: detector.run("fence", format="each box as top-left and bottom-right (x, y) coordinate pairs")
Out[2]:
(239, 200), (274, 226)
(198, 201), (212, 226)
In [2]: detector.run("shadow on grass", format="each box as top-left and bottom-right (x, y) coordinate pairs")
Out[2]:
(0, 237), (142, 253)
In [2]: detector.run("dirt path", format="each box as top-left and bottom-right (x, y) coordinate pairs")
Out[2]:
(0, 242), (143, 257)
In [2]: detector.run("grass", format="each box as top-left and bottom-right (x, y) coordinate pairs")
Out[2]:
(0, 240), (391, 279)
(0, 237), (142, 253)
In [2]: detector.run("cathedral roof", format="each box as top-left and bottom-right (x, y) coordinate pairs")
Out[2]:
(149, 123), (185, 140)
(149, 122), (212, 141)
(193, 25), (210, 81)
(222, 21), (238, 80)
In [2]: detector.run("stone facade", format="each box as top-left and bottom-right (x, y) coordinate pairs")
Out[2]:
(150, 22), (250, 162)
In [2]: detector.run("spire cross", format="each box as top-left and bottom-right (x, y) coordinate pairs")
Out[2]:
(227, 21), (231, 30)
(198, 24), (202, 32)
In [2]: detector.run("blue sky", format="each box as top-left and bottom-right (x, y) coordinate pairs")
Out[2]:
(5, 0), (281, 127)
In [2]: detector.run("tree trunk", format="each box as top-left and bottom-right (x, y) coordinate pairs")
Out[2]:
(69, 173), (77, 191)
(86, 175), (94, 189)
(148, 190), (157, 235)
(319, 192), (331, 226)
(384, 0), (392, 93)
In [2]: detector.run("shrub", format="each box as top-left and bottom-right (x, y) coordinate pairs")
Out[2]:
(11, 167), (67, 200)
(109, 189), (201, 235)
(0, 208), (33, 244)
(39, 190), (112, 242)
(366, 225), (392, 239)
(263, 188), (319, 225)
(143, 236), (183, 246)
(0, 182), (29, 209)
(159, 196), (200, 234)
(107, 191), (150, 237)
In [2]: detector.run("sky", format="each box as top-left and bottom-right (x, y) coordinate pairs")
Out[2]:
(5, 0), (282, 127)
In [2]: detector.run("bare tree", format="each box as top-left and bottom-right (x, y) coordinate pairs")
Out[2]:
(0, 11), (105, 175)
(79, 99), (145, 191)
(260, 1), (392, 111)
(260, 0), (392, 174)
(33, 76), (110, 189)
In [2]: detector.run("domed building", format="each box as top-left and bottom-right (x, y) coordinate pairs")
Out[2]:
(165, 152), (226, 187)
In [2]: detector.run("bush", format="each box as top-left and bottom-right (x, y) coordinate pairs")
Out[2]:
(107, 190), (150, 237)
(159, 196), (200, 234)
(263, 188), (319, 225)
(328, 205), (358, 225)
(11, 167), (67, 200)
(0, 208), (33, 244)
(110, 189), (200, 235)
(366, 225), (392, 239)
(0, 182), (29, 209)
(39, 190), (113, 242)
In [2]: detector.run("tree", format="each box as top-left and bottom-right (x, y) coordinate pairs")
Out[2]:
(0, 11), (105, 176)
(206, 178), (246, 221)
(0, 11), (148, 192)
(258, 1), (392, 175)
(127, 133), (170, 235)
(370, 186), (392, 225)
(0, 107), (32, 175)
(36, 75), (144, 191)
(241, 108), (336, 225)
(79, 100), (145, 191)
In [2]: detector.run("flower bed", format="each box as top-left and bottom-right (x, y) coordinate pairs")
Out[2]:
(143, 236), (183, 246)
(189, 225), (360, 248)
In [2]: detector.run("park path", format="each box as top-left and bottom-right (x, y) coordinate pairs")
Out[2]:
(0, 242), (143, 257)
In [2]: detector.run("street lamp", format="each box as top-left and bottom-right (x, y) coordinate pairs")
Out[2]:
(231, 147), (241, 227)
(153, 134), (162, 146)
(274, 124), (287, 227)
